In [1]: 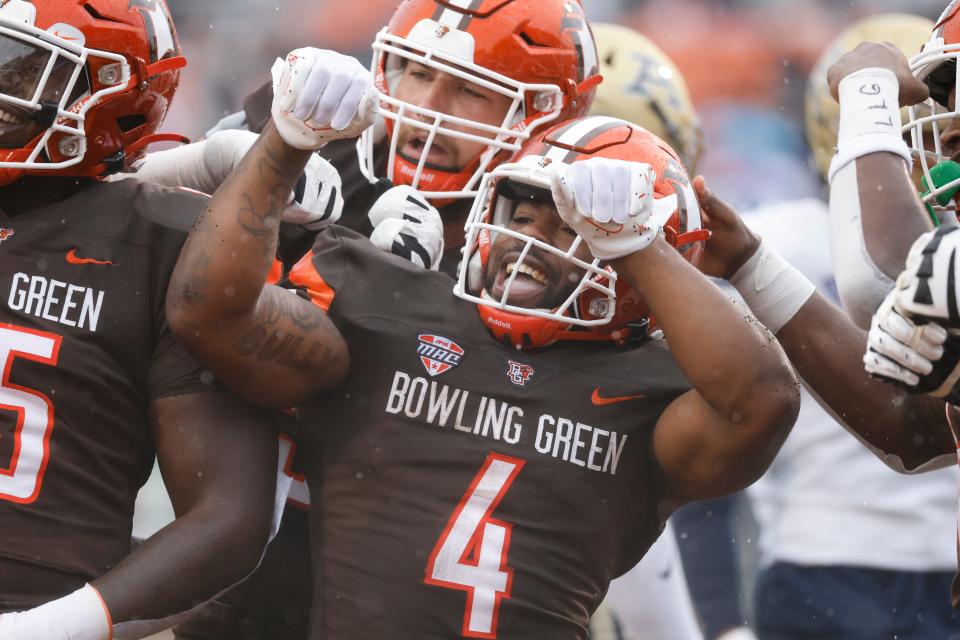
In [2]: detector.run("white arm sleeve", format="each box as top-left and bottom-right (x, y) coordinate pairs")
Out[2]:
(828, 160), (896, 330)
(130, 129), (260, 195)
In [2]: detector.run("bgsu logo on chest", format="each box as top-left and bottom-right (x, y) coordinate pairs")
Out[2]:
(417, 334), (464, 377)
(506, 360), (534, 386)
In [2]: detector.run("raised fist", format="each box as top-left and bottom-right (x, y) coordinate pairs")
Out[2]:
(271, 47), (378, 150)
(549, 157), (678, 260)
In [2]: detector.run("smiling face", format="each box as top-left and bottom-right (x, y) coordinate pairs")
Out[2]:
(390, 59), (515, 172)
(482, 196), (593, 310)
(0, 34), (87, 149)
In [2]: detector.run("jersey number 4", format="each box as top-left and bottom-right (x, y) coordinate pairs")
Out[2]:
(425, 452), (526, 639)
(0, 324), (61, 504)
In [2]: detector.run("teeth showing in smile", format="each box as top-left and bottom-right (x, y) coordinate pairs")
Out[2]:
(506, 262), (548, 286)
(0, 108), (24, 125)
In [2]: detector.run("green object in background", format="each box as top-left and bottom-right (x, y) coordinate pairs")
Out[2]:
(921, 160), (960, 226)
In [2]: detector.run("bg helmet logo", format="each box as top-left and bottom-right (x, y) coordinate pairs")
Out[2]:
(0, 228), (14, 245)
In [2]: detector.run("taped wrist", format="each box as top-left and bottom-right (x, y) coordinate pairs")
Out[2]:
(828, 68), (911, 183)
(729, 240), (816, 334)
(8, 584), (112, 640)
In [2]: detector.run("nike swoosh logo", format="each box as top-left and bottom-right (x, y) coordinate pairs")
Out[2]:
(66, 248), (115, 266)
(51, 30), (79, 41)
(591, 387), (645, 406)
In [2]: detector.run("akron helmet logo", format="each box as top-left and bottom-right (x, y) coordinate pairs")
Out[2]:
(506, 360), (534, 386)
(417, 334), (465, 377)
(0, 228), (14, 245)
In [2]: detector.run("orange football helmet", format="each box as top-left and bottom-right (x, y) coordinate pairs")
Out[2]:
(0, 0), (186, 185)
(358, 0), (602, 203)
(454, 116), (708, 349)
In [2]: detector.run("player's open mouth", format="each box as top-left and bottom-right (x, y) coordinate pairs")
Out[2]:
(400, 131), (454, 168)
(0, 105), (32, 141)
(0, 106), (29, 125)
(488, 253), (554, 308)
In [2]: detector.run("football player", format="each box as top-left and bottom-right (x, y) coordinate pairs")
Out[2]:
(810, 0), (960, 611)
(165, 2), (602, 637)
(164, 46), (800, 638)
(149, 0), (601, 278)
(653, 8), (960, 616)
(741, 14), (960, 639)
(0, 1), (280, 638)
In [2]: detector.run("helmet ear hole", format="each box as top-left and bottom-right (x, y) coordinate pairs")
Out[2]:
(82, 3), (107, 20)
(117, 114), (147, 133)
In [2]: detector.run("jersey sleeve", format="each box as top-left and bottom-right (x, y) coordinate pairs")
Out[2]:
(147, 323), (215, 399)
(285, 225), (348, 314)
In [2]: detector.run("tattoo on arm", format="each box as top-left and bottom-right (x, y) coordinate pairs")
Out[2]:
(225, 288), (341, 373)
(234, 131), (305, 249)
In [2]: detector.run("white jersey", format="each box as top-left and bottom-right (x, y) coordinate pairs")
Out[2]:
(592, 522), (703, 640)
(746, 198), (958, 571)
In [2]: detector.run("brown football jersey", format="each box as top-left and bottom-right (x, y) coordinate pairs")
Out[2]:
(0, 178), (212, 610)
(287, 226), (692, 639)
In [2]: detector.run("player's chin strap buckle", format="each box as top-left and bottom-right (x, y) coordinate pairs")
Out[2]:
(90, 133), (191, 177)
(100, 150), (126, 176)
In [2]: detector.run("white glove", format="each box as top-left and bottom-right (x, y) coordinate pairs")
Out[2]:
(549, 157), (678, 260)
(283, 152), (343, 229)
(866, 282), (960, 398)
(368, 186), (445, 271)
(0, 584), (111, 640)
(865, 289), (945, 387)
(270, 47), (377, 150)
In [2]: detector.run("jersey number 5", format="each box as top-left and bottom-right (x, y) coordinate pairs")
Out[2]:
(0, 324), (61, 504)
(425, 452), (525, 639)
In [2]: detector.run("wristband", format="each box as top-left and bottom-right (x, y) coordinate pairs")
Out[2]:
(729, 239), (816, 334)
(0, 584), (112, 640)
(828, 68), (912, 184)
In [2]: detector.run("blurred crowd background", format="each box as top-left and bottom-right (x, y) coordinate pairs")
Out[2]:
(161, 0), (949, 210)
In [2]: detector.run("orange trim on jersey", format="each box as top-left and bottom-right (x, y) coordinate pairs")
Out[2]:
(424, 452), (526, 639)
(266, 259), (283, 285)
(0, 323), (62, 504)
(287, 252), (335, 311)
(278, 433), (311, 510)
(278, 433), (307, 483)
(88, 584), (114, 639)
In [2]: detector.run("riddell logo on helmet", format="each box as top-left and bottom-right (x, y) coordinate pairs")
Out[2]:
(484, 316), (512, 330)
(417, 334), (465, 377)
(398, 164), (436, 182)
